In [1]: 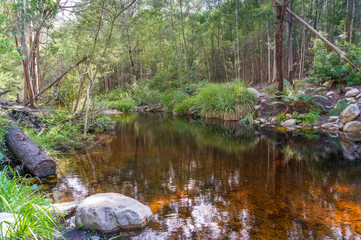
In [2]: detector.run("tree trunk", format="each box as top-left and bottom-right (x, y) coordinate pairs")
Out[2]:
(275, 1), (286, 92)
(169, 0), (184, 91)
(287, 0), (294, 87)
(179, 0), (190, 84)
(5, 127), (56, 178)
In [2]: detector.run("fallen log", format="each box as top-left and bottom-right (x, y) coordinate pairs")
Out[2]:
(4, 127), (56, 178)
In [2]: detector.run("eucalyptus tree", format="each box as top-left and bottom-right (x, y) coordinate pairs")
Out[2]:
(2, 0), (59, 107)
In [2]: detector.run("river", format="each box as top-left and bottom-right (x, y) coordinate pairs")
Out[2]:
(52, 113), (361, 239)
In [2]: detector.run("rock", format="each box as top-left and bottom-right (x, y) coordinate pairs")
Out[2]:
(321, 123), (334, 130)
(329, 116), (339, 122)
(345, 87), (354, 91)
(356, 93), (361, 99)
(345, 88), (359, 97)
(343, 121), (361, 133)
(343, 132), (361, 142)
(346, 97), (356, 103)
(322, 81), (333, 88)
(260, 118), (267, 124)
(270, 117), (278, 125)
(254, 105), (261, 110)
(52, 202), (79, 218)
(281, 119), (297, 127)
(75, 193), (153, 232)
(247, 88), (265, 99)
(253, 120), (260, 125)
(90, 237), (101, 240)
(326, 91), (334, 97)
(339, 136), (361, 160)
(326, 105), (333, 109)
(286, 114), (295, 119)
(313, 126), (320, 130)
(0, 212), (19, 235)
(340, 104), (360, 124)
(285, 127), (296, 131)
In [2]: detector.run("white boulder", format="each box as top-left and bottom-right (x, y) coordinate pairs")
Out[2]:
(75, 193), (153, 232)
(340, 104), (360, 124)
(345, 88), (359, 97)
(281, 119), (297, 127)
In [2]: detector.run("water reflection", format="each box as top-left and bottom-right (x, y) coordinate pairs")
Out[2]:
(53, 113), (361, 239)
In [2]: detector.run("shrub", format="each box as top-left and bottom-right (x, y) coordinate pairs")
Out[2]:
(161, 90), (188, 112)
(299, 108), (321, 125)
(274, 86), (327, 113)
(114, 98), (135, 112)
(309, 38), (361, 85)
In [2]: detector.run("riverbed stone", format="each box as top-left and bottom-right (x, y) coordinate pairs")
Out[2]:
(322, 81), (333, 88)
(52, 201), (79, 218)
(0, 212), (19, 235)
(340, 104), (360, 124)
(343, 121), (361, 133)
(270, 117), (278, 125)
(345, 88), (359, 97)
(329, 116), (339, 122)
(346, 97), (356, 103)
(260, 118), (268, 124)
(326, 91), (334, 97)
(281, 119), (297, 127)
(321, 123), (334, 130)
(286, 114), (295, 119)
(75, 193), (153, 232)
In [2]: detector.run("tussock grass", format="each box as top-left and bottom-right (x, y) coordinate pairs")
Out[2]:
(174, 82), (257, 120)
(0, 168), (61, 239)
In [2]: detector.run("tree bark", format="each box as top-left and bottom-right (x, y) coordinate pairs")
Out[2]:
(5, 127), (56, 178)
(275, 1), (287, 92)
(179, 0), (191, 84)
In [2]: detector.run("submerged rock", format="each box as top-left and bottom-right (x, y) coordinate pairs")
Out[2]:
(340, 104), (360, 124)
(75, 193), (153, 232)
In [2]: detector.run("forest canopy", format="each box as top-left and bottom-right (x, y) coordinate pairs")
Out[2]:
(0, 0), (360, 108)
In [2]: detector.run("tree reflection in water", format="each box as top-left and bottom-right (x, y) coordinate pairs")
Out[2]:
(52, 113), (361, 239)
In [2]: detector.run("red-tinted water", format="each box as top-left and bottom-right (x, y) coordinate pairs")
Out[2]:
(53, 113), (361, 239)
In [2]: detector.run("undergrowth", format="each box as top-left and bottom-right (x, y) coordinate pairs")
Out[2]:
(0, 167), (61, 239)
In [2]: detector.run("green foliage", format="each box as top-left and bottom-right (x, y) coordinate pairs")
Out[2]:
(278, 112), (286, 122)
(161, 90), (188, 112)
(174, 82), (256, 119)
(298, 109), (321, 125)
(23, 112), (115, 151)
(264, 84), (277, 96)
(0, 168), (61, 239)
(114, 98), (136, 112)
(274, 86), (327, 113)
(310, 38), (361, 85)
(329, 99), (348, 116)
